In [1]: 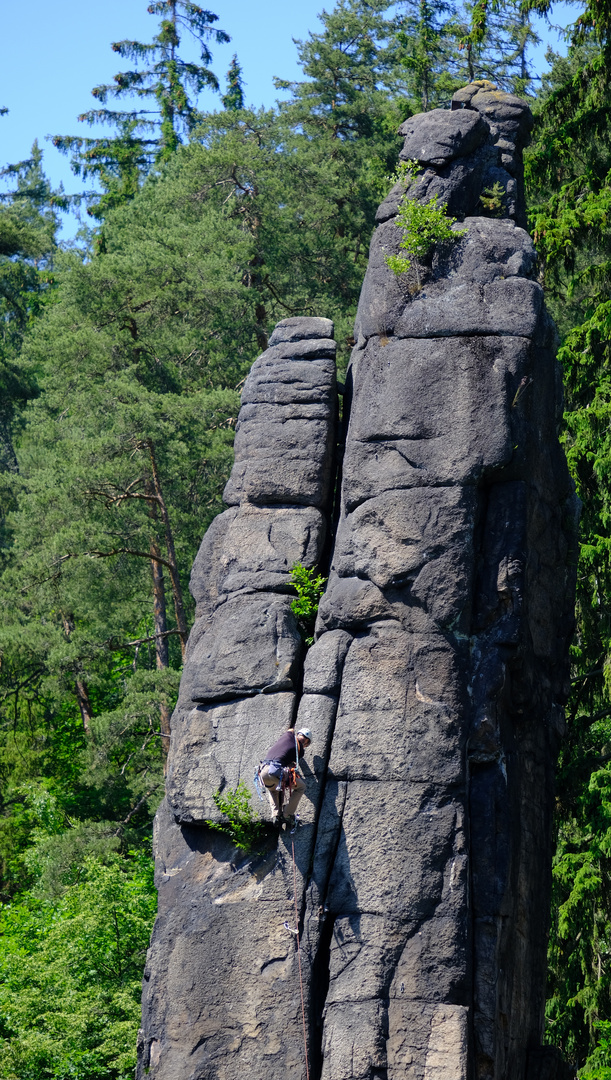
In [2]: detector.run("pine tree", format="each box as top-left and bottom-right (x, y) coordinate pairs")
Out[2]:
(0, 141), (62, 476)
(463, 0), (540, 94)
(52, 1), (230, 217)
(276, 0), (396, 142)
(518, 1), (611, 1069)
(392, 0), (466, 113)
(222, 54), (245, 110)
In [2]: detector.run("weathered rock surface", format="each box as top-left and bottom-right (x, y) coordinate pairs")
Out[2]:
(165, 319), (337, 827)
(222, 334), (336, 508)
(138, 87), (578, 1080)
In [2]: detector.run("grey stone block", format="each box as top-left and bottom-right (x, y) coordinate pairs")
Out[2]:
(398, 107), (488, 166)
(191, 504), (325, 603)
(327, 624), (466, 783)
(394, 276), (543, 339)
(269, 316), (334, 345)
(187, 593), (302, 702)
(223, 415), (334, 507)
(302, 629), (353, 694)
(256, 337), (337, 363)
(332, 486), (477, 616)
(315, 573), (392, 634)
(463, 85), (534, 143)
(240, 357), (336, 407)
(355, 216), (538, 342)
(387, 1002), (469, 1080)
(343, 335), (528, 499)
(319, 999), (388, 1080)
(223, 335), (336, 508)
(324, 779), (464, 919)
(188, 507), (237, 619)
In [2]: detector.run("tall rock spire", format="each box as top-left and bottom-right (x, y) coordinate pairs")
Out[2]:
(138, 87), (577, 1080)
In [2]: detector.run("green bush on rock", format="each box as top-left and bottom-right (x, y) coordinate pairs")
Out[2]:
(385, 160), (465, 276)
(289, 563), (327, 646)
(208, 782), (265, 853)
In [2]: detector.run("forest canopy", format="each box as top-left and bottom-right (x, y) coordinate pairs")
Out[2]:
(2, 0), (611, 1075)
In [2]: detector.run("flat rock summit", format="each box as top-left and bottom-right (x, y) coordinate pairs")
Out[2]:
(137, 83), (578, 1080)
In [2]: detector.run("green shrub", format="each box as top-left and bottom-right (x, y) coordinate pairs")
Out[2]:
(289, 562), (326, 646)
(208, 782), (265, 853)
(385, 160), (465, 275)
(480, 180), (507, 216)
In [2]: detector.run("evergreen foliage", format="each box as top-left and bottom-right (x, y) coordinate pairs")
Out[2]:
(462, 0), (540, 94)
(0, 143), (62, 473)
(393, 0), (466, 111)
(522, 0), (611, 1070)
(222, 54), (246, 111)
(52, 0), (230, 217)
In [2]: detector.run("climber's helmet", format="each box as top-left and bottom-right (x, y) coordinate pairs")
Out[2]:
(296, 728), (312, 747)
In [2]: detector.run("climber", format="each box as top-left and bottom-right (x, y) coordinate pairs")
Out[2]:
(258, 727), (312, 826)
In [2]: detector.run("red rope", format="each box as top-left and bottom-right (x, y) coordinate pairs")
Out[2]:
(292, 838), (310, 1080)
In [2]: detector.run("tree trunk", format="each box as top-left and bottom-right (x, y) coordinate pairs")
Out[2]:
(150, 536), (172, 766)
(61, 614), (93, 734)
(146, 439), (188, 658)
(151, 538), (170, 669)
(75, 677), (93, 735)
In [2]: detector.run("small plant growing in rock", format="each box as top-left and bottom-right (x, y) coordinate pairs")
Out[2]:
(290, 562), (326, 646)
(480, 181), (506, 217)
(385, 159), (465, 276)
(207, 782), (265, 852)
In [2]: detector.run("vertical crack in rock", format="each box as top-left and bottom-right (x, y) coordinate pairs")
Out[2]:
(138, 85), (578, 1080)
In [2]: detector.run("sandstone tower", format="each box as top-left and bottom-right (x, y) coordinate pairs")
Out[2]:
(137, 84), (578, 1080)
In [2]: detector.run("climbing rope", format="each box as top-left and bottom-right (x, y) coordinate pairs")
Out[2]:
(292, 838), (310, 1080)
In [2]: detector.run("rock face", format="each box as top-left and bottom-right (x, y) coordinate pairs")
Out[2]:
(138, 85), (578, 1080)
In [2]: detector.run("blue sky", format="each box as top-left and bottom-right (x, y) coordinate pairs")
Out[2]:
(0, 0), (575, 235)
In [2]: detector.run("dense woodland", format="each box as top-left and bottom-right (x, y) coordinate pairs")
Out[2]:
(1, 0), (611, 1075)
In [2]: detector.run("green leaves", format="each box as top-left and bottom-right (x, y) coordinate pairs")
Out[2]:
(289, 563), (327, 646)
(0, 854), (156, 1080)
(208, 782), (265, 853)
(385, 160), (465, 274)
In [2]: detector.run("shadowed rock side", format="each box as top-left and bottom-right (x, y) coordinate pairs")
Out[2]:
(138, 85), (577, 1080)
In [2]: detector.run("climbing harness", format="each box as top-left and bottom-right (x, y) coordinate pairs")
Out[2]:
(254, 760), (299, 811)
(281, 766), (298, 807)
